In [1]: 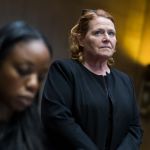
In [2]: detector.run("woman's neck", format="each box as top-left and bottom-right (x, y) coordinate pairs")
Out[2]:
(83, 59), (110, 76)
(0, 102), (14, 122)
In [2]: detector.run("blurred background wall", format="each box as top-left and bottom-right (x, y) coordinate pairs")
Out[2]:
(0, 0), (149, 149)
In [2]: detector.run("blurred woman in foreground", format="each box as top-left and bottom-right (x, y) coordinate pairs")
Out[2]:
(0, 21), (52, 150)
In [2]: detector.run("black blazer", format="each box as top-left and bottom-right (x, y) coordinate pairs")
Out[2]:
(41, 59), (143, 150)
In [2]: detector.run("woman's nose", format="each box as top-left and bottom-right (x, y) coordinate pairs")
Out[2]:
(102, 36), (110, 44)
(26, 74), (39, 93)
(102, 33), (109, 41)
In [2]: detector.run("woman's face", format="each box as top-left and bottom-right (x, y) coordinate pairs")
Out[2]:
(0, 40), (51, 112)
(79, 16), (116, 60)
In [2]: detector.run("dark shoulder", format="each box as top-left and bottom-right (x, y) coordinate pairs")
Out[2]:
(51, 59), (78, 72)
(111, 68), (130, 82)
(52, 59), (77, 67)
(49, 59), (80, 80)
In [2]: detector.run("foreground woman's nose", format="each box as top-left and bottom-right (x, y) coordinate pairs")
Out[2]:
(26, 74), (39, 93)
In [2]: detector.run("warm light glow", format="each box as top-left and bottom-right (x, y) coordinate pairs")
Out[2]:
(120, 0), (150, 66)
(138, 31), (150, 65)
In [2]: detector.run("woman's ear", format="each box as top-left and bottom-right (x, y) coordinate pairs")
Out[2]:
(77, 34), (84, 47)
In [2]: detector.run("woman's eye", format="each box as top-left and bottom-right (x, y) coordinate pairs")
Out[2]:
(108, 31), (115, 36)
(16, 66), (32, 76)
(94, 30), (104, 36)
